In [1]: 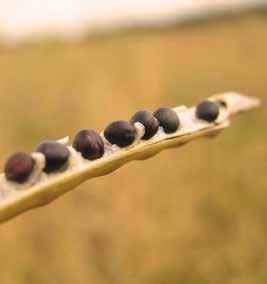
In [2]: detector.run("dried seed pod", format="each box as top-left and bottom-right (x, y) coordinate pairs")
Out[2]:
(0, 93), (261, 224)
(130, 110), (159, 140)
(4, 152), (35, 183)
(104, 120), (136, 147)
(154, 107), (180, 133)
(73, 129), (104, 160)
(36, 141), (70, 173)
(196, 101), (219, 122)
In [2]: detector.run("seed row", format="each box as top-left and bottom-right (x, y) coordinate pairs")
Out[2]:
(4, 100), (220, 184)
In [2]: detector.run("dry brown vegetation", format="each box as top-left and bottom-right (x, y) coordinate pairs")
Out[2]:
(0, 11), (266, 284)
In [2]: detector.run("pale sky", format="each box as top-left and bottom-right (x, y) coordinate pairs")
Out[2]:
(0, 0), (265, 41)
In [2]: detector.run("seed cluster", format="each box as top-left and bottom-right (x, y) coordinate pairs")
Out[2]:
(36, 141), (70, 173)
(4, 100), (221, 184)
(130, 110), (159, 140)
(196, 101), (219, 122)
(154, 107), (180, 134)
(104, 120), (136, 148)
(4, 152), (35, 183)
(73, 129), (104, 160)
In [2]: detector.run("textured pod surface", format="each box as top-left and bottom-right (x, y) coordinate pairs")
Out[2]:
(196, 101), (220, 122)
(73, 129), (104, 160)
(154, 107), (180, 133)
(104, 120), (136, 147)
(130, 110), (159, 140)
(36, 141), (70, 173)
(4, 152), (35, 183)
(0, 93), (261, 223)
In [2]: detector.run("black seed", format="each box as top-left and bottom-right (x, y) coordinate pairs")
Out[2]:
(130, 110), (159, 140)
(196, 101), (219, 122)
(4, 152), (35, 183)
(73, 129), (104, 160)
(104, 120), (136, 148)
(153, 107), (180, 133)
(36, 141), (70, 173)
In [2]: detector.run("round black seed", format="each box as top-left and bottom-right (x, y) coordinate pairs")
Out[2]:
(73, 129), (104, 160)
(153, 107), (180, 134)
(36, 141), (70, 173)
(130, 110), (159, 140)
(196, 101), (219, 122)
(104, 120), (136, 148)
(4, 152), (35, 183)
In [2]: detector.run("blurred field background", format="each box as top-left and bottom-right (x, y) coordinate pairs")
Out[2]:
(0, 9), (266, 284)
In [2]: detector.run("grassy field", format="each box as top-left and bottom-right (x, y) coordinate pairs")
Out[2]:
(0, 11), (266, 284)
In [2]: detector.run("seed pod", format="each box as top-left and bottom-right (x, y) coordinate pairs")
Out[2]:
(196, 101), (219, 122)
(36, 141), (70, 173)
(130, 110), (159, 140)
(73, 129), (104, 160)
(104, 120), (136, 148)
(0, 93), (260, 223)
(153, 107), (180, 134)
(4, 152), (35, 183)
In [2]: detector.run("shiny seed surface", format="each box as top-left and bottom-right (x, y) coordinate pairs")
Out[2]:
(36, 141), (69, 173)
(196, 101), (219, 122)
(4, 152), (35, 183)
(104, 120), (136, 148)
(154, 107), (180, 133)
(73, 129), (104, 160)
(130, 110), (159, 140)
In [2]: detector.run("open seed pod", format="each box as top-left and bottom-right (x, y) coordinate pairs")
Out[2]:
(0, 92), (261, 223)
